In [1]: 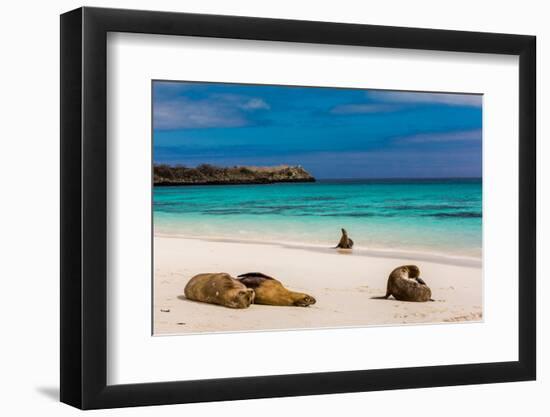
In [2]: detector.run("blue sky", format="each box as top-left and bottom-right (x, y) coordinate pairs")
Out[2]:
(153, 81), (482, 179)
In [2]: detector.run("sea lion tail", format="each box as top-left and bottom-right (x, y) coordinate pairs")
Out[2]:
(371, 292), (391, 300)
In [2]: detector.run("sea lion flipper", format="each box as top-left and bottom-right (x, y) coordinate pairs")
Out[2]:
(237, 272), (275, 280)
(238, 273), (277, 290)
(416, 277), (427, 285)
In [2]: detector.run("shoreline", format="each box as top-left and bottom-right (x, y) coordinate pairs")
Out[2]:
(154, 232), (482, 268)
(153, 235), (483, 335)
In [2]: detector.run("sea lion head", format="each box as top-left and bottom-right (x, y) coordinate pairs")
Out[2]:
(227, 287), (255, 309)
(393, 265), (420, 280)
(403, 265), (420, 279)
(341, 228), (348, 235)
(294, 294), (316, 307)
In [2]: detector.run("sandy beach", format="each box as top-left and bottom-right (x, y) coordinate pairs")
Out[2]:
(153, 235), (482, 335)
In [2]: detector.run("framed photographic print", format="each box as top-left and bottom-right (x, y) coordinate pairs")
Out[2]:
(60, 6), (536, 409)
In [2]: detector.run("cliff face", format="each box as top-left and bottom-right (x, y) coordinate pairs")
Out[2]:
(154, 164), (315, 186)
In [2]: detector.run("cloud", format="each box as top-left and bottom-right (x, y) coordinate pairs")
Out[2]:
(367, 91), (482, 107)
(154, 94), (270, 130)
(207, 94), (270, 110)
(154, 99), (248, 129)
(330, 103), (401, 114)
(394, 129), (482, 144)
(241, 98), (270, 110)
(328, 90), (481, 117)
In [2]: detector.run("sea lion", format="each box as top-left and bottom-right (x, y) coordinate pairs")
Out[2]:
(381, 265), (433, 302)
(335, 228), (354, 249)
(184, 273), (255, 309)
(237, 272), (316, 307)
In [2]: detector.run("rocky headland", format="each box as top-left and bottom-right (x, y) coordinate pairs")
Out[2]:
(153, 164), (315, 186)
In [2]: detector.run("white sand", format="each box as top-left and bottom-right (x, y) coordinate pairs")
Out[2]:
(153, 235), (482, 335)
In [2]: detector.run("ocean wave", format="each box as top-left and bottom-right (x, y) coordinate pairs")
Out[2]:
(427, 212), (482, 218)
(386, 204), (468, 211)
(319, 212), (395, 218)
(243, 204), (314, 210)
(299, 196), (342, 201)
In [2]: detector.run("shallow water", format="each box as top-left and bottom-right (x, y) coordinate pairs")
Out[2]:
(153, 178), (482, 258)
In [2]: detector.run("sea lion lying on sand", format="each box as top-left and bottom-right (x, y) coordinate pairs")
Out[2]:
(184, 273), (255, 308)
(335, 228), (354, 249)
(237, 272), (316, 307)
(380, 265), (433, 302)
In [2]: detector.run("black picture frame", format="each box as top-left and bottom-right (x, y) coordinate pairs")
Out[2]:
(60, 6), (536, 410)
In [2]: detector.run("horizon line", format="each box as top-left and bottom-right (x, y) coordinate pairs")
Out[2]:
(152, 163), (481, 181)
(315, 176), (482, 181)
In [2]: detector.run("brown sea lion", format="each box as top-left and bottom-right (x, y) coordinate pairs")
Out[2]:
(335, 228), (354, 249)
(237, 272), (316, 307)
(184, 273), (255, 309)
(381, 265), (433, 302)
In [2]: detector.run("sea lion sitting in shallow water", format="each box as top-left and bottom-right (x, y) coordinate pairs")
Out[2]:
(382, 265), (433, 302)
(335, 228), (354, 249)
(237, 272), (316, 307)
(184, 273), (255, 309)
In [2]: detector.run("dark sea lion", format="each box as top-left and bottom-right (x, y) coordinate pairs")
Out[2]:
(184, 273), (255, 308)
(380, 265), (433, 302)
(237, 272), (316, 307)
(335, 228), (354, 249)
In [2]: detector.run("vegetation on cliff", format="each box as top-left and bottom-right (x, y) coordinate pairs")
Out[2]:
(154, 164), (315, 186)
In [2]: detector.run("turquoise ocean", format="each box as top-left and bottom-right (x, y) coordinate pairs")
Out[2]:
(153, 179), (482, 260)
